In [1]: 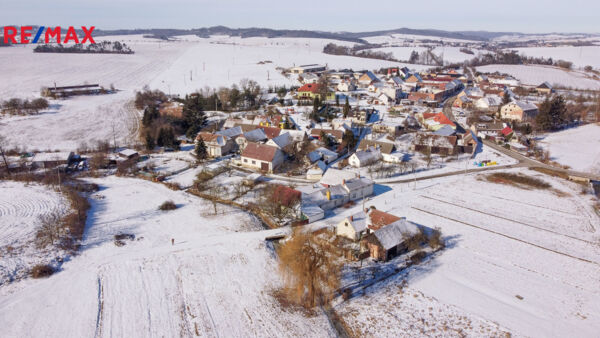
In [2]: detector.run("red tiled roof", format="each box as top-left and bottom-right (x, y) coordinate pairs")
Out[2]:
(310, 128), (343, 140)
(259, 126), (281, 139)
(196, 132), (219, 143)
(241, 142), (279, 162)
(368, 210), (401, 231)
(298, 83), (321, 93)
(432, 112), (455, 127)
(501, 126), (513, 136)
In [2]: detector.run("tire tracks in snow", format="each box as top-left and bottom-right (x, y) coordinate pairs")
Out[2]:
(420, 195), (597, 246)
(94, 275), (105, 338)
(411, 206), (600, 267)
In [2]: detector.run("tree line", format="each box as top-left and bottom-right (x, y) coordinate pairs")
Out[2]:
(1, 98), (49, 115)
(34, 41), (134, 54)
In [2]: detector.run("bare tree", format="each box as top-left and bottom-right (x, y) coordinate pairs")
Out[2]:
(278, 228), (342, 308)
(35, 209), (63, 248)
(0, 135), (11, 175)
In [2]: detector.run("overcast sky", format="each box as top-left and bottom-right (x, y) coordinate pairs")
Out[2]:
(2, 0), (598, 34)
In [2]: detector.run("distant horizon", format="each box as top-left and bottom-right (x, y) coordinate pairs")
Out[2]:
(2, 0), (599, 34)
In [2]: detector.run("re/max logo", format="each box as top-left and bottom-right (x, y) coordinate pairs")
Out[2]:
(2, 26), (96, 44)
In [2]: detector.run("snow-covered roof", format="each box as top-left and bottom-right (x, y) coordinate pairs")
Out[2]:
(118, 148), (138, 157)
(343, 178), (373, 193)
(301, 204), (324, 217)
(243, 128), (267, 142)
(514, 101), (538, 111)
(351, 149), (381, 163)
(373, 218), (419, 250)
(433, 125), (456, 137)
(33, 152), (73, 162)
(319, 168), (357, 186)
(346, 211), (368, 233)
(216, 126), (243, 139)
(267, 132), (291, 149)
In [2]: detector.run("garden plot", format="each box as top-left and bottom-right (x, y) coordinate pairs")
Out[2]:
(0, 181), (68, 285)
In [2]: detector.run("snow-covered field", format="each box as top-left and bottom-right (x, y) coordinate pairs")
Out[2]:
(0, 177), (335, 337)
(538, 123), (600, 174)
(476, 64), (600, 90)
(318, 168), (600, 337)
(507, 46), (600, 69)
(0, 181), (68, 284)
(0, 34), (408, 152)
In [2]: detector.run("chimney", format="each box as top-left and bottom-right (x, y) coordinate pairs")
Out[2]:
(342, 179), (346, 185)
(350, 215), (353, 221)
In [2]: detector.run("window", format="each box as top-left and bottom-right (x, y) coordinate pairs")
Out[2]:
(252, 160), (256, 165)
(243, 159), (247, 163)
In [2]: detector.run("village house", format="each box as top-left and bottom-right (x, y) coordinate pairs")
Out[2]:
(302, 177), (374, 211)
(358, 71), (380, 87)
(265, 132), (292, 149)
(308, 147), (339, 164)
(235, 128), (268, 151)
(319, 168), (358, 187)
(196, 132), (236, 158)
(475, 95), (503, 112)
(336, 210), (370, 241)
(297, 83), (335, 101)
(372, 121), (402, 137)
(536, 82), (553, 95)
(500, 101), (539, 122)
(412, 133), (458, 155)
(337, 79), (357, 92)
(32, 152), (74, 169)
(310, 128), (344, 143)
(349, 148), (381, 167)
(358, 139), (403, 163)
(289, 64), (326, 74)
(363, 217), (421, 261)
(417, 111), (456, 131)
(453, 95), (473, 109)
(117, 148), (139, 160)
(471, 121), (505, 139)
(240, 142), (285, 173)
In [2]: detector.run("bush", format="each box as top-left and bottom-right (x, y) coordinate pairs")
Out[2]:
(159, 200), (177, 211)
(404, 229), (426, 251)
(428, 227), (445, 250)
(486, 172), (551, 190)
(410, 250), (427, 264)
(31, 264), (54, 278)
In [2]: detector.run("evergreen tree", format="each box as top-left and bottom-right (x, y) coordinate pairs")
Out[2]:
(535, 97), (553, 131)
(145, 131), (155, 151)
(142, 106), (158, 127)
(195, 137), (207, 160)
(502, 91), (511, 105)
(312, 97), (321, 122)
(343, 97), (350, 118)
(342, 129), (357, 150)
(183, 95), (206, 139)
(548, 95), (566, 129)
(283, 117), (291, 130)
(535, 95), (567, 131)
(335, 95), (340, 107)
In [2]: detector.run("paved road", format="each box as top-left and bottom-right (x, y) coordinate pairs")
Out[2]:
(483, 140), (600, 181)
